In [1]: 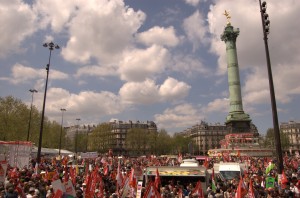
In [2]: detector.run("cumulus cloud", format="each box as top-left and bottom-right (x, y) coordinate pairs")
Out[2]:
(184, 0), (200, 7)
(159, 77), (191, 101)
(0, 0), (37, 58)
(119, 79), (160, 105)
(183, 10), (208, 51)
(118, 45), (170, 82)
(75, 65), (118, 78)
(61, 0), (146, 64)
(33, 87), (124, 123)
(0, 63), (68, 84)
(202, 98), (229, 114)
(119, 77), (191, 104)
(243, 63), (300, 105)
(170, 54), (211, 76)
(33, 0), (77, 32)
(136, 26), (180, 47)
(154, 103), (203, 130)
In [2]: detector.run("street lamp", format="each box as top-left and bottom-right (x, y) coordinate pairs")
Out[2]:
(86, 125), (90, 152)
(27, 89), (38, 141)
(59, 108), (66, 156)
(75, 118), (81, 155)
(37, 41), (60, 164)
(259, 0), (283, 174)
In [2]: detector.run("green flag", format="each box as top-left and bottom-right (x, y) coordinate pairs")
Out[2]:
(212, 168), (216, 192)
(266, 162), (275, 174)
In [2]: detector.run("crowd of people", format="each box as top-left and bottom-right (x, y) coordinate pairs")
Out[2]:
(0, 152), (300, 198)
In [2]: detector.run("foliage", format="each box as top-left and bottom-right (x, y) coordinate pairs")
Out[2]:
(89, 123), (114, 153)
(0, 96), (31, 141)
(264, 128), (290, 150)
(0, 96), (68, 149)
(171, 133), (192, 154)
(125, 128), (150, 155)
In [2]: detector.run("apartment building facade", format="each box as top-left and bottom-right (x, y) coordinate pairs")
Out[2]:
(280, 120), (300, 152)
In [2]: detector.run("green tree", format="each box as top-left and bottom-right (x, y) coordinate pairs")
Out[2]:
(125, 128), (148, 155)
(171, 134), (192, 155)
(155, 129), (172, 155)
(0, 96), (68, 150)
(89, 123), (113, 153)
(0, 96), (32, 141)
(264, 128), (290, 151)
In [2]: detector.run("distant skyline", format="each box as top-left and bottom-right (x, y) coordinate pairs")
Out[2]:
(0, 0), (299, 135)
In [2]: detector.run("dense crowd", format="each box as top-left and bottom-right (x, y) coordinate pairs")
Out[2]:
(0, 153), (300, 198)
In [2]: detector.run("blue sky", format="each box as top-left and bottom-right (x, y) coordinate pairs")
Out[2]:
(0, 0), (299, 135)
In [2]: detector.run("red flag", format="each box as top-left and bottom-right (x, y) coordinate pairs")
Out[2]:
(15, 183), (25, 198)
(103, 163), (109, 176)
(281, 170), (288, 189)
(237, 150), (241, 157)
(116, 161), (123, 187)
(143, 182), (161, 198)
(293, 159), (298, 170)
(69, 167), (76, 185)
(191, 181), (204, 198)
(236, 176), (247, 198)
(203, 157), (209, 169)
(63, 165), (69, 183)
(97, 175), (105, 197)
(85, 173), (92, 197)
(52, 167), (60, 181)
(53, 189), (63, 198)
(248, 179), (255, 198)
(129, 168), (137, 188)
(10, 167), (19, 178)
(154, 168), (161, 189)
(177, 188), (183, 198)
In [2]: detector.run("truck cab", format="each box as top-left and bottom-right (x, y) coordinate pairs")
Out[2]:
(216, 162), (245, 181)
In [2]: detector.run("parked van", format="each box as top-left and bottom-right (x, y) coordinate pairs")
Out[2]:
(215, 162), (248, 181)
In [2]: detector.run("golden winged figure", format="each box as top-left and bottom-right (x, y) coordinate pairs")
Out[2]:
(224, 10), (231, 25)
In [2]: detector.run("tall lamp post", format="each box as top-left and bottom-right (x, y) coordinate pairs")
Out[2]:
(259, 0), (283, 174)
(86, 125), (90, 152)
(59, 108), (66, 156)
(37, 42), (60, 164)
(75, 118), (81, 156)
(27, 89), (38, 141)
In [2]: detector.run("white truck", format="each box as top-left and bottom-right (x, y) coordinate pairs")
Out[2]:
(213, 162), (248, 181)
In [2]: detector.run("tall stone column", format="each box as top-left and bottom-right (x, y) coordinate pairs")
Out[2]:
(221, 24), (251, 133)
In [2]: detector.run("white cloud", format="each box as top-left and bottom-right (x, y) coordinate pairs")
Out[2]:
(183, 10), (208, 51)
(184, 0), (200, 7)
(154, 103), (203, 130)
(202, 98), (229, 114)
(119, 79), (160, 105)
(75, 65), (118, 78)
(159, 77), (191, 101)
(33, 0), (76, 32)
(170, 54), (211, 76)
(0, 0), (37, 58)
(118, 45), (170, 82)
(243, 64), (300, 105)
(136, 26), (180, 47)
(61, 0), (146, 64)
(119, 77), (191, 105)
(34, 87), (124, 123)
(0, 63), (68, 84)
